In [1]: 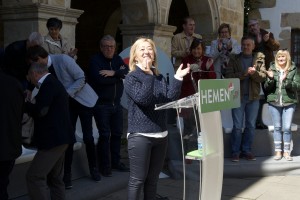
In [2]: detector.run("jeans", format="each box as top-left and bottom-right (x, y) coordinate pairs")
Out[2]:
(268, 103), (296, 152)
(231, 95), (259, 155)
(0, 160), (15, 200)
(127, 134), (168, 200)
(64, 98), (94, 174)
(93, 103), (123, 169)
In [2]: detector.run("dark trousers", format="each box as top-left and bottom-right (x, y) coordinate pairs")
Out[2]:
(0, 160), (15, 200)
(93, 104), (123, 170)
(26, 144), (68, 200)
(127, 134), (168, 200)
(64, 98), (96, 174)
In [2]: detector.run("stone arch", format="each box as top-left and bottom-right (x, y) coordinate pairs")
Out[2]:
(103, 7), (123, 53)
(103, 7), (122, 37)
(120, 0), (172, 25)
(185, 0), (219, 35)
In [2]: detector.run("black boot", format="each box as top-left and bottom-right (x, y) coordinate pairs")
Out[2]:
(63, 172), (72, 189)
(85, 142), (101, 182)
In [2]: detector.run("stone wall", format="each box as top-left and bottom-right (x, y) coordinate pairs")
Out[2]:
(218, 0), (244, 42)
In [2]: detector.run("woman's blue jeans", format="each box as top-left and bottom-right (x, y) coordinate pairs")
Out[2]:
(231, 95), (259, 156)
(268, 103), (296, 153)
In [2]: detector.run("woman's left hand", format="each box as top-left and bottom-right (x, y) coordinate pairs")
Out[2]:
(176, 63), (190, 78)
(206, 58), (213, 70)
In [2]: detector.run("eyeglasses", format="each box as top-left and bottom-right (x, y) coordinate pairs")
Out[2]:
(101, 45), (115, 49)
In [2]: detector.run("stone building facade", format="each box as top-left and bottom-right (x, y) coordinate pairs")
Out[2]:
(248, 0), (300, 67)
(0, 0), (244, 68)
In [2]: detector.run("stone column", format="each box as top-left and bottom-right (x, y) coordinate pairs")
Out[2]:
(0, 1), (83, 48)
(119, 23), (176, 57)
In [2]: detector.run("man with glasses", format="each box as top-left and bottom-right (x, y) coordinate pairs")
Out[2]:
(248, 19), (280, 129)
(88, 35), (129, 177)
(248, 19), (280, 70)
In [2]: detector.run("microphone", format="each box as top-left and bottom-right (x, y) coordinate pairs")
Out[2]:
(189, 63), (217, 92)
(190, 63), (215, 73)
(190, 63), (200, 72)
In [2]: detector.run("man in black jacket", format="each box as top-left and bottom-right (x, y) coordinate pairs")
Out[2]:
(3, 32), (44, 90)
(25, 63), (74, 199)
(88, 35), (129, 177)
(0, 70), (24, 200)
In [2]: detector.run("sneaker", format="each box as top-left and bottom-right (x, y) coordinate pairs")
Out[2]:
(90, 167), (101, 182)
(112, 162), (130, 172)
(244, 152), (256, 161)
(101, 168), (112, 177)
(256, 123), (268, 129)
(231, 154), (239, 162)
(63, 173), (72, 189)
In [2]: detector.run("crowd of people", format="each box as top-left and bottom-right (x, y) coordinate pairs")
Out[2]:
(171, 17), (299, 165)
(0, 15), (300, 200)
(0, 17), (130, 200)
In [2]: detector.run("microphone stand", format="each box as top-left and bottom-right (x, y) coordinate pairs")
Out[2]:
(190, 70), (217, 136)
(190, 69), (217, 93)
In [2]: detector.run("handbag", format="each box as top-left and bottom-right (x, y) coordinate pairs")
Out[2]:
(22, 113), (35, 148)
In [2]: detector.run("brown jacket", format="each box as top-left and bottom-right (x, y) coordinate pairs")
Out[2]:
(225, 52), (267, 100)
(248, 29), (280, 69)
(171, 32), (202, 70)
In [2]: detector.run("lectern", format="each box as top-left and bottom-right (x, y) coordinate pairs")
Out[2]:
(155, 78), (240, 200)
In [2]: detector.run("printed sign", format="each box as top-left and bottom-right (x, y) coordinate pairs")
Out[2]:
(198, 79), (240, 113)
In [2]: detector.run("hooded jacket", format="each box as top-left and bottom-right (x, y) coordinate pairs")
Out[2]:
(264, 61), (300, 104)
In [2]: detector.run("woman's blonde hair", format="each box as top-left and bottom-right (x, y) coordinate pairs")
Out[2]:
(275, 49), (292, 71)
(129, 37), (159, 75)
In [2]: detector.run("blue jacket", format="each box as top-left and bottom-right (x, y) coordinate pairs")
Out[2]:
(125, 67), (182, 133)
(50, 54), (98, 107)
(88, 53), (129, 105)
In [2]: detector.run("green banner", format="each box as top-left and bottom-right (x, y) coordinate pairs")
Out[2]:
(198, 79), (240, 113)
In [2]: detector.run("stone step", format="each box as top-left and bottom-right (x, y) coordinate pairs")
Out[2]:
(224, 155), (300, 178)
(168, 155), (300, 181)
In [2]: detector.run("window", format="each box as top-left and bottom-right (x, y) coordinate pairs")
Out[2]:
(291, 29), (300, 68)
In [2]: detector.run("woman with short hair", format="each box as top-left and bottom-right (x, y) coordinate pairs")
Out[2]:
(42, 17), (78, 59)
(125, 37), (190, 199)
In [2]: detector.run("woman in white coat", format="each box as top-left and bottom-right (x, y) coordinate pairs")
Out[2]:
(210, 23), (240, 78)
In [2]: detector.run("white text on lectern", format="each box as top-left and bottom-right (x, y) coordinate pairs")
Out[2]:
(200, 88), (230, 104)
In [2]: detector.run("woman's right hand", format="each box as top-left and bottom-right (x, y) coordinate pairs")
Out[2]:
(141, 57), (153, 75)
(176, 63), (190, 78)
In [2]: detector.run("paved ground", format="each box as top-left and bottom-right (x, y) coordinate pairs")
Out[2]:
(11, 106), (300, 200)
(97, 174), (300, 200)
